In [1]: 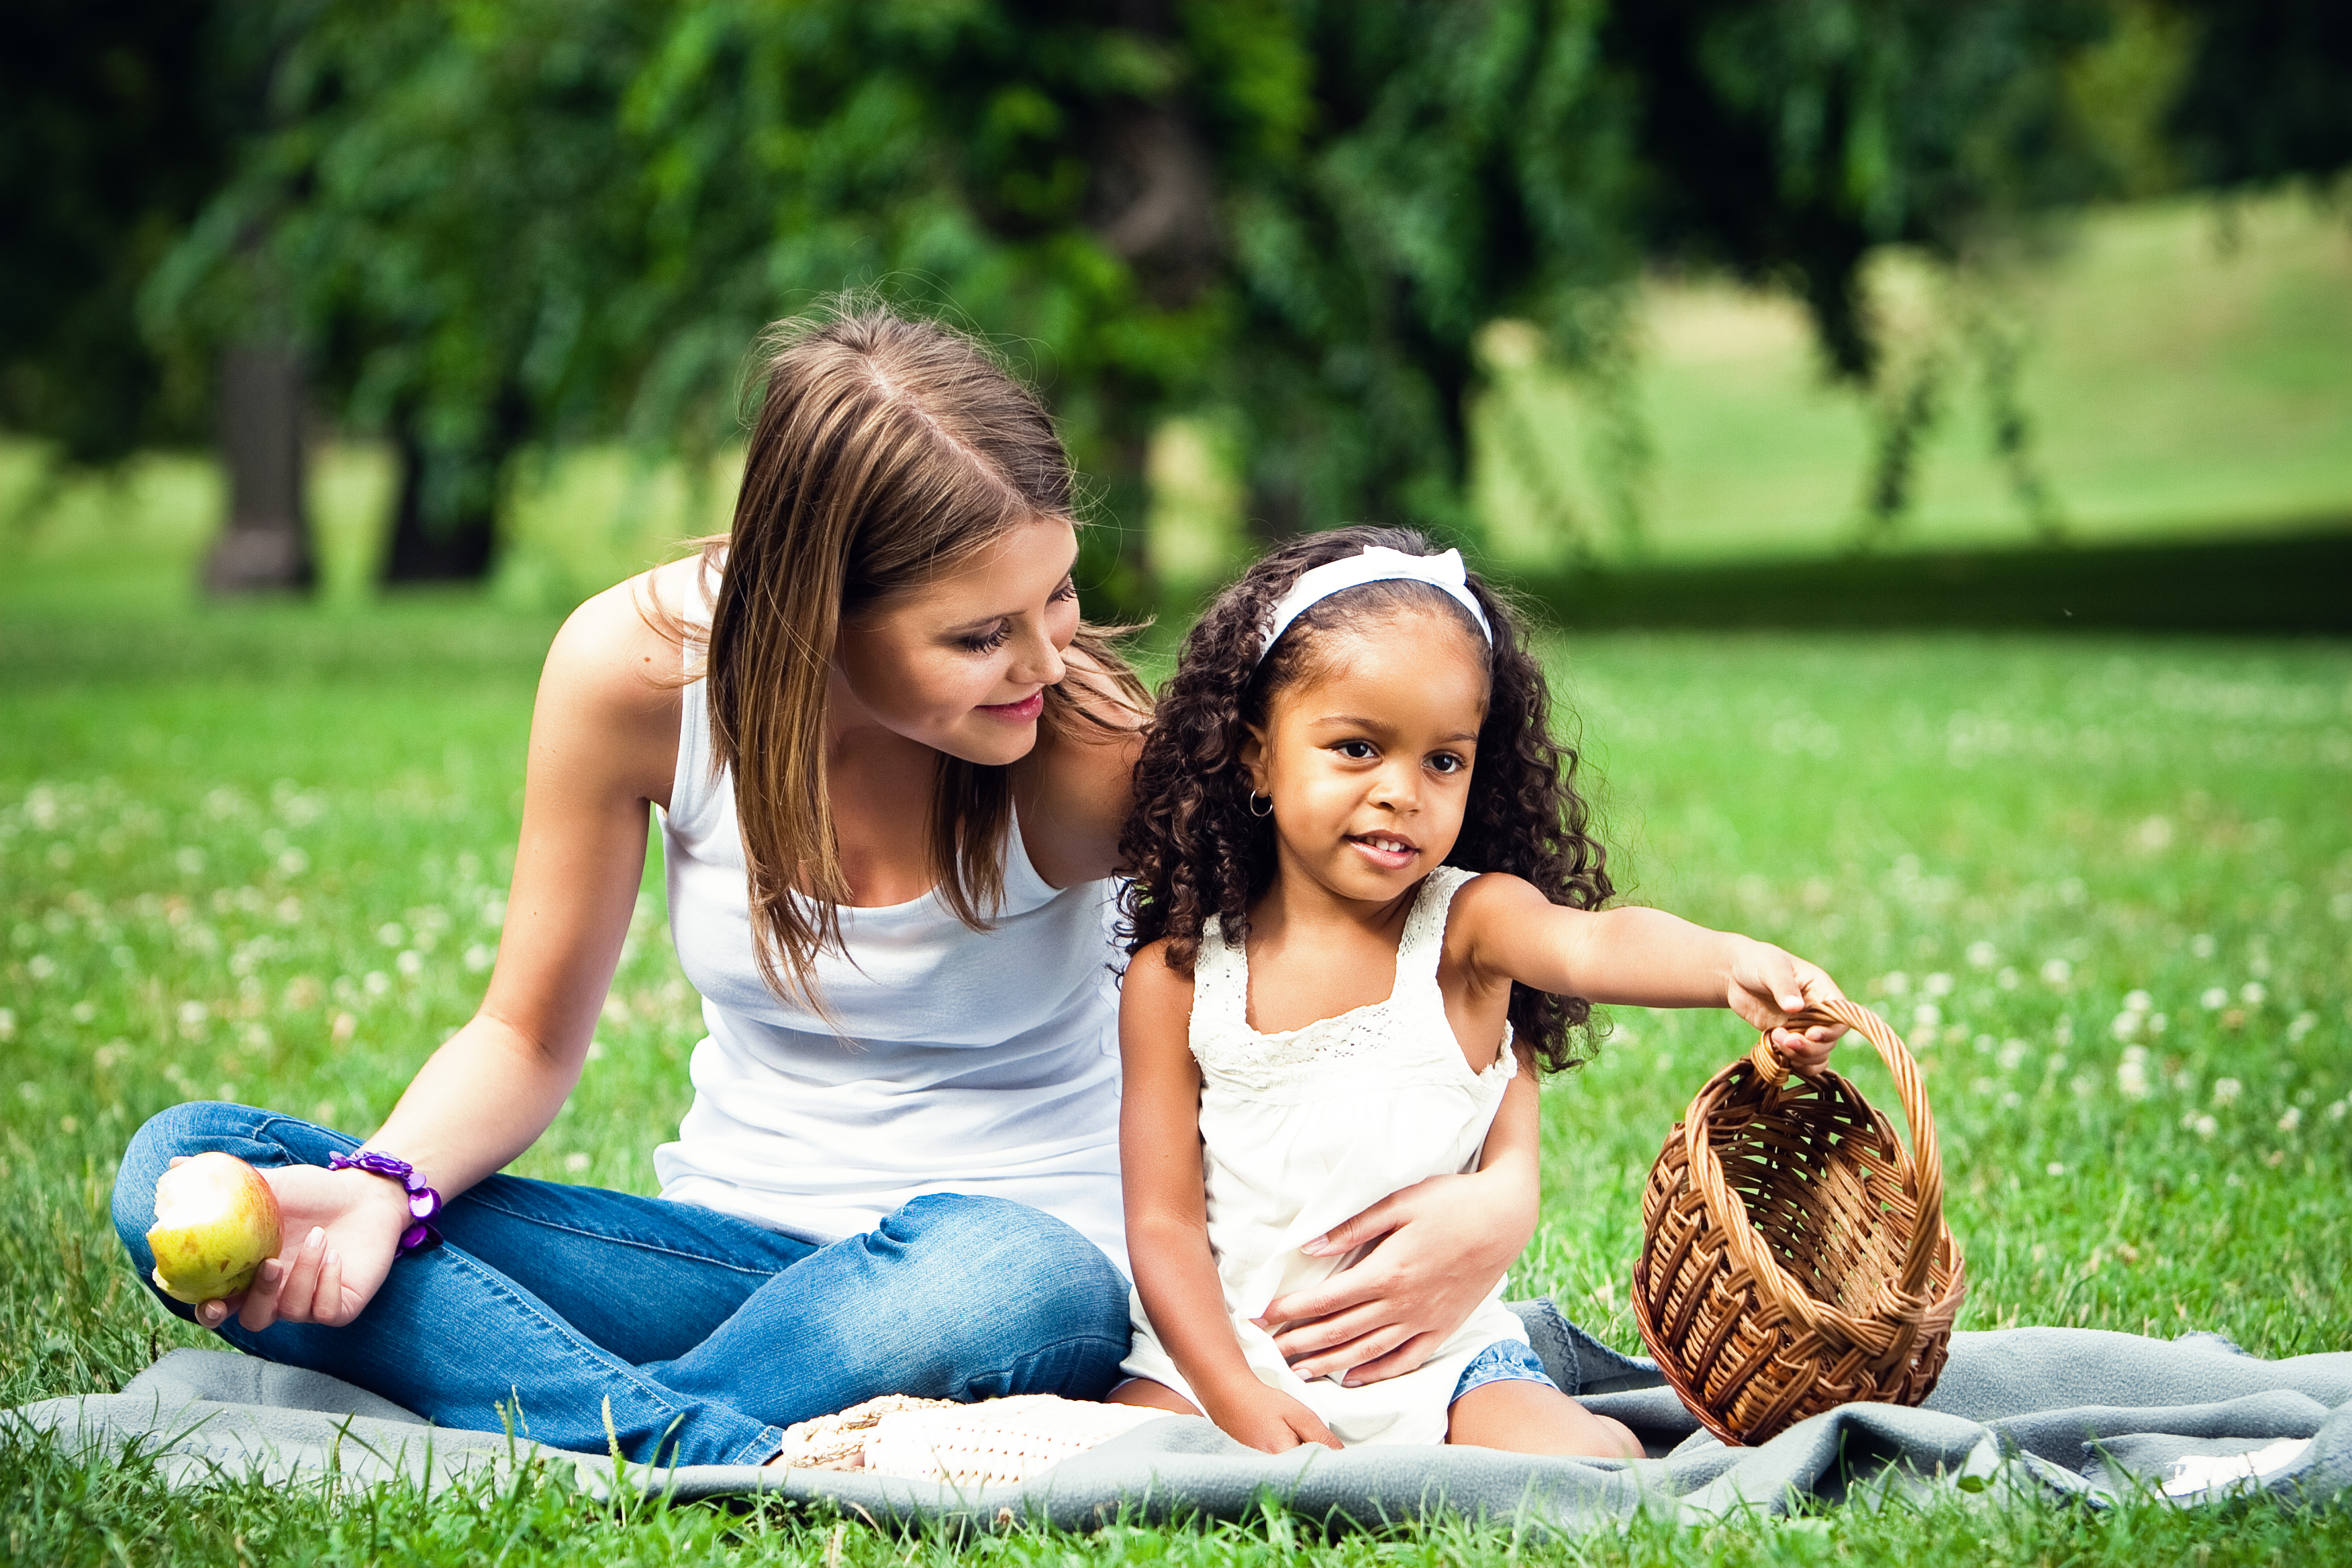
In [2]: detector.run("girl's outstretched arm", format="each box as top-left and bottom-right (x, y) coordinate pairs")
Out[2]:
(1119, 943), (1340, 1453)
(1451, 876), (1849, 1071)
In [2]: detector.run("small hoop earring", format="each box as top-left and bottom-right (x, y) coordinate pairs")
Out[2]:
(1247, 791), (1273, 818)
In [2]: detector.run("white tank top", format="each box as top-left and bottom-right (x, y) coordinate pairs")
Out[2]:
(650, 600), (1128, 1268)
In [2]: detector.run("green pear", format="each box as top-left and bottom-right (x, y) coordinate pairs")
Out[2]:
(147, 1152), (284, 1304)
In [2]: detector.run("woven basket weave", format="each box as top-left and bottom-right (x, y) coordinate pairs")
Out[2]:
(1630, 999), (1966, 1446)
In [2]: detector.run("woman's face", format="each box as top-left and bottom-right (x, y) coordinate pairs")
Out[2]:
(830, 516), (1083, 767)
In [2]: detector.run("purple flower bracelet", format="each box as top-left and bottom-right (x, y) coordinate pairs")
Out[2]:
(328, 1149), (445, 1253)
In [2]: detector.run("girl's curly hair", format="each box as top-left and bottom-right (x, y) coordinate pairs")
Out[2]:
(1118, 524), (1613, 1074)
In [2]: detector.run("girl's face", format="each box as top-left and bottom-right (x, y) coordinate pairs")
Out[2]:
(830, 516), (1083, 767)
(1241, 607), (1489, 910)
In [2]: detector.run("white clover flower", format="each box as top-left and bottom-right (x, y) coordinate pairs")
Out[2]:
(1926, 972), (1956, 997)
(377, 922), (407, 948)
(2150, 1012), (2169, 1034)
(363, 970), (391, 997)
(1998, 1039), (2029, 1071)
(2202, 987), (2229, 1010)
(2046, 1162), (2067, 1177)
(26, 954), (55, 981)
(2212, 1077), (2243, 1106)
(2279, 1107), (2303, 1133)
(2041, 959), (2073, 985)
(2000, 1090), (2023, 1110)
(464, 942), (496, 973)
(2110, 1012), (2140, 1041)
(1998, 967), (2021, 990)
(1914, 1003), (1943, 1030)
(2124, 989), (2153, 1014)
(1882, 971), (1912, 995)
(2190, 933), (2218, 959)
(564, 1152), (591, 1173)
(2117, 1059), (2152, 1099)
(2288, 1011), (2318, 1041)
(2331, 1099), (2349, 1122)
(2241, 981), (2267, 1007)
(177, 999), (207, 1028)
(1967, 941), (1998, 969)
(2193, 1114), (2218, 1139)
(395, 948), (424, 977)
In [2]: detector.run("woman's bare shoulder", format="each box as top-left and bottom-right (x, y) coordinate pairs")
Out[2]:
(534, 561), (700, 807)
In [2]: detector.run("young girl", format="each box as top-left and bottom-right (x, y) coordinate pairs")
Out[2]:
(1108, 526), (1849, 1457)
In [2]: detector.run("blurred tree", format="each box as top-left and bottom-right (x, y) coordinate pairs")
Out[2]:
(150, 0), (660, 582)
(0, 1), (242, 464)
(2160, 0), (2352, 188)
(134, 0), (2352, 591)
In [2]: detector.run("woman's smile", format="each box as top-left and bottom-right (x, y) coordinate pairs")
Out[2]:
(978, 690), (1046, 722)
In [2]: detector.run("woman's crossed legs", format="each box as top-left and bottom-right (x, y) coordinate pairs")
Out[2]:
(113, 1101), (1132, 1467)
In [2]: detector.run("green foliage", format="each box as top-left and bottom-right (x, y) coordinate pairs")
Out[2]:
(0, 2), (254, 464)
(15, 1), (2352, 591)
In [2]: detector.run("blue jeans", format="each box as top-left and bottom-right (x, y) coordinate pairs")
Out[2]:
(113, 1102), (1132, 1467)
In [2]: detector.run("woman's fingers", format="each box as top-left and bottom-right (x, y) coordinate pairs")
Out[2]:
(311, 1244), (347, 1325)
(1285, 1318), (1411, 1383)
(1332, 1330), (1444, 1386)
(1296, 1191), (1406, 1259)
(242, 1226), (326, 1330)
(232, 1256), (283, 1331)
(1260, 1265), (1382, 1333)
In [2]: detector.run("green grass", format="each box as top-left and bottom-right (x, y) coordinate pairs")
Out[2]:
(4, 584), (2348, 1561)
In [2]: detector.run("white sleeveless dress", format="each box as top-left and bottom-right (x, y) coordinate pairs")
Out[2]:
(649, 567), (1128, 1267)
(1118, 867), (1534, 1445)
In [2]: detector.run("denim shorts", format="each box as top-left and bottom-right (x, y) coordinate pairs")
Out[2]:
(1451, 1336), (1557, 1401)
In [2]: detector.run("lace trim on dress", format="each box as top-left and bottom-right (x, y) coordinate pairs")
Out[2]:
(1188, 868), (1512, 1095)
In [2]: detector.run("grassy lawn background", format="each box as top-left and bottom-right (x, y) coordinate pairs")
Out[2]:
(4, 586), (2348, 1562)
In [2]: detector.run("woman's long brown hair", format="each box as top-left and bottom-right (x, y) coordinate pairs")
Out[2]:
(681, 304), (1145, 1007)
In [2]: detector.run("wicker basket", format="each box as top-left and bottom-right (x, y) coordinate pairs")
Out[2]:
(1630, 998), (1967, 1446)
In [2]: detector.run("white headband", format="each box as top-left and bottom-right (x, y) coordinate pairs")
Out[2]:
(1257, 546), (1492, 666)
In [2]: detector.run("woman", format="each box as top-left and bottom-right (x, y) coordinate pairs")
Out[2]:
(111, 307), (1539, 1467)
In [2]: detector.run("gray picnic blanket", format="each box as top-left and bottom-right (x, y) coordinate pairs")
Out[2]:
(10, 1301), (2349, 1532)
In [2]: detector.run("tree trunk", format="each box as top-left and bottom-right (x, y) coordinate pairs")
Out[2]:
(203, 344), (313, 593)
(383, 420), (497, 582)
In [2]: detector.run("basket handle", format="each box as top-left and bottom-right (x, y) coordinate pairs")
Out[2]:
(1745, 997), (1947, 1303)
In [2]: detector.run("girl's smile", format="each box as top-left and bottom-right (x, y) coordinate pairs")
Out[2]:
(1346, 830), (1421, 871)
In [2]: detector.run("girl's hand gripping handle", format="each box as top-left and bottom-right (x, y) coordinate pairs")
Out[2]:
(1724, 939), (1848, 1073)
